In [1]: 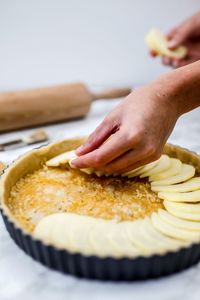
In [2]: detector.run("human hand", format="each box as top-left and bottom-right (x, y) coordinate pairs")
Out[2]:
(72, 82), (180, 173)
(162, 11), (200, 68)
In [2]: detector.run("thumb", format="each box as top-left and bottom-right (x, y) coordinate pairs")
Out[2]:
(167, 27), (190, 49)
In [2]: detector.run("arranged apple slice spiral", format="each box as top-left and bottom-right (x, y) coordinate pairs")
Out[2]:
(34, 212), (193, 258)
(151, 164), (195, 186)
(164, 201), (200, 221)
(149, 158), (182, 181)
(123, 160), (159, 178)
(158, 209), (200, 231)
(151, 212), (200, 242)
(151, 177), (200, 193)
(140, 155), (171, 178)
(44, 148), (200, 257)
(158, 190), (200, 203)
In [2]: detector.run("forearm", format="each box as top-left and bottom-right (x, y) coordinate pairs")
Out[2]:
(152, 60), (200, 115)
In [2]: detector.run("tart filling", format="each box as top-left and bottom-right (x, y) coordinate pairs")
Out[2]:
(3, 144), (200, 258)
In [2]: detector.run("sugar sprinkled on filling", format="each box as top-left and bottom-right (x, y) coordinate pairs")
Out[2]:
(7, 165), (163, 232)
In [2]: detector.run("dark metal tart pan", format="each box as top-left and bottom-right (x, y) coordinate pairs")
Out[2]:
(1, 139), (200, 281)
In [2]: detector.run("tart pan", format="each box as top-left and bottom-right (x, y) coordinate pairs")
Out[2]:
(1, 139), (200, 281)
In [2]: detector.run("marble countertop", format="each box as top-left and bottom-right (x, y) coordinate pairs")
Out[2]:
(1, 98), (200, 300)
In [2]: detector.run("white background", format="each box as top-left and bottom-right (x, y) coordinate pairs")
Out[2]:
(0, 0), (199, 91)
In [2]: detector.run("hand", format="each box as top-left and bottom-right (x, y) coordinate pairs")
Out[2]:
(162, 11), (200, 68)
(72, 82), (180, 173)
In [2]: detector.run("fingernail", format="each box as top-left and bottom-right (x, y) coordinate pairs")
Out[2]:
(172, 60), (179, 68)
(75, 146), (83, 154)
(70, 159), (77, 168)
(167, 40), (177, 48)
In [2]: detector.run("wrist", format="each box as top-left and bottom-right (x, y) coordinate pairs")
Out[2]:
(148, 73), (183, 118)
(151, 62), (200, 116)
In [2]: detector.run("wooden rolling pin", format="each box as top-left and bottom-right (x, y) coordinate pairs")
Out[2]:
(0, 83), (131, 132)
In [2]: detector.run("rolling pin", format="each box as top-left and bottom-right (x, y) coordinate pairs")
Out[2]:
(0, 82), (131, 132)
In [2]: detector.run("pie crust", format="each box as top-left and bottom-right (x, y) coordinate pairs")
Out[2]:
(1, 138), (200, 260)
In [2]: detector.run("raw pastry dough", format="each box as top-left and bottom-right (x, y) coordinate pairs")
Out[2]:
(145, 28), (187, 59)
(0, 161), (5, 175)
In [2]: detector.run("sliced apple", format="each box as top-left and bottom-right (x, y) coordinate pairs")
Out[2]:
(34, 214), (55, 243)
(50, 215), (74, 249)
(145, 28), (187, 59)
(125, 218), (163, 254)
(164, 200), (200, 221)
(137, 217), (186, 250)
(46, 150), (94, 175)
(107, 222), (140, 256)
(88, 220), (119, 256)
(158, 190), (200, 203)
(158, 209), (200, 231)
(46, 150), (77, 167)
(90, 218), (149, 256)
(140, 155), (171, 178)
(151, 164), (195, 186)
(151, 177), (200, 193)
(34, 213), (76, 250)
(122, 166), (143, 178)
(94, 170), (104, 177)
(149, 158), (182, 181)
(123, 160), (159, 178)
(144, 218), (188, 250)
(151, 212), (200, 241)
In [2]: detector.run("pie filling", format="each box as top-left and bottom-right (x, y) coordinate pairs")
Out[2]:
(7, 166), (163, 232)
(4, 147), (200, 258)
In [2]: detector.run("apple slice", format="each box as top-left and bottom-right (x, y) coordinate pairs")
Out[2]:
(151, 212), (200, 241)
(125, 218), (164, 254)
(123, 160), (160, 178)
(34, 214), (55, 243)
(91, 218), (164, 257)
(149, 158), (182, 181)
(46, 150), (77, 167)
(151, 177), (200, 193)
(158, 209), (200, 231)
(164, 200), (200, 221)
(151, 164), (195, 186)
(94, 170), (104, 177)
(145, 218), (188, 250)
(137, 217), (186, 251)
(34, 213), (78, 251)
(140, 155), (171, 178)
(158, 189), (200, 203)
(122, 166), (143, 178)
(107, 222), (140, 256)
(46, 150), (94, 175)
(125, 217), (186, 254)
(89, 220), (115, 256)
(145, 28), (187, 59)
